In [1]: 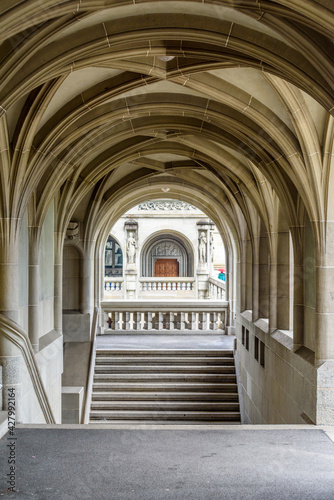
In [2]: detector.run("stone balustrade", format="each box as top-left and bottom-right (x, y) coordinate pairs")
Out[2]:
(140, 277), (195, 293)
(100, 300), (229, 333)
(104, 278), (123, 298)
(208, 277), (226, 300)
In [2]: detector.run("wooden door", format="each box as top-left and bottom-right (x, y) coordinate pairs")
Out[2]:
(154, 259), (179, 277)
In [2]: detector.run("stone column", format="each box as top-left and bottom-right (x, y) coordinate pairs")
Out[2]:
(81, 250), (94, 316)
(0, 218), (19, 323)
(28, 226), (40, 352)
(315, 219), (334, 424)
(269, 228), (290, 333)
(0, 218), (21, 414)
(54, 232), (63, 336)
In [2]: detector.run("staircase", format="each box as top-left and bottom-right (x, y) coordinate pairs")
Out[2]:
(90, 349), (241, 424)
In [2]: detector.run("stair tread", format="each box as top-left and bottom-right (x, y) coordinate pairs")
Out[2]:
(94, 373), (236, 379)
(96, 350), (233, 356)
(89, 411), (241, 421)
(96, 357), (235, 364)
(88, 420), (241, 425)
(95, 365), (235, 373)
(91, 402), (239, 410)
(92, 392), (239, 400)
(93, 382), (238, 390)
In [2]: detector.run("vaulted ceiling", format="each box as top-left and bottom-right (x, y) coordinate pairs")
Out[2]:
(0, 0), (333, 251)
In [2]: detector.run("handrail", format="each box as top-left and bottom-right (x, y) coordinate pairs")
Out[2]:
(209, 277), (226, 290)
(82, 306), (99, 424)
(0, 313), (55, 424)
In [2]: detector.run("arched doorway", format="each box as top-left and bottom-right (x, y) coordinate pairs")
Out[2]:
(141, 233), (194, 277)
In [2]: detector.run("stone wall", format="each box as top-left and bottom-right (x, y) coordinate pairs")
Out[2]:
(237, 311), (316, 424)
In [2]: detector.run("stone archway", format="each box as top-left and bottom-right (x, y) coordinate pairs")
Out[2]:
(141, 233), (194, 277)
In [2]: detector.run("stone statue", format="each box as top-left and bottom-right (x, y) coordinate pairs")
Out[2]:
(127, 232), (137, 264)
(210, 232), (214, 262)
(199, 231), (207, 263)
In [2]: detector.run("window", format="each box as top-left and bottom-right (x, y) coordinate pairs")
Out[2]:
(105, 236), (123, 276)
(260, 341), (265, 367)
(254, 336), (259, 361)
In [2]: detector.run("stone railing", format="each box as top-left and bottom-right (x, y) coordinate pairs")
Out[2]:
(140, 277), (195, 295)
(208, 277), (226, 300)
(100, 300), (228, 333)
(104, 277), (123, 291)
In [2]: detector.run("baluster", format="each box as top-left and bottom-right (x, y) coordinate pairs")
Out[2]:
(165, 312), (175, 330)
(144, 311), (152, 330)
(220, 311), (226, 330)
(198, 312), (208, 330)
(122, 311), (130, 330)
(187, 312), (196, 330)
(167, 282), (171, 291)
(112, 311), (120, 330)
(176, 312), (185, 330)
(133, 311), (141, 330)
(210, 312), (218, 330)
(153, 312), (164, 330)
(163, 282), (167, 291)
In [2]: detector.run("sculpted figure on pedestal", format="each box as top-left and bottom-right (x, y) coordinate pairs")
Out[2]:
(127, 232), (137, 264)
(199, 232), (207, 263)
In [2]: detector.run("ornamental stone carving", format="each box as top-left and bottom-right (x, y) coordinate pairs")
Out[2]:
(65, 221), (79, 241)
(155, 243), (179, 256)
(138, 200), (198, 211)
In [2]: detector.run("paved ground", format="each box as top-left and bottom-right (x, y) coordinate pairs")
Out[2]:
(1, 427), (334, 499)
(97, 334), (235, 350)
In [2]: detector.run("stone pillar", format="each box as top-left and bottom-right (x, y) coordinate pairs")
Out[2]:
(28, 226), (40, 352)
(0, 219), (19, 323)
(0, 218), (21, 414)
(124, 220), (138, 299)
(290, 226), (304, 346)
(316, 222), (334, 424)
(54, 232), (63, 336)
(81, 252), (94, 315)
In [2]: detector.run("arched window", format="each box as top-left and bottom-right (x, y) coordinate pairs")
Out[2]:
(105, 236), (123, 276)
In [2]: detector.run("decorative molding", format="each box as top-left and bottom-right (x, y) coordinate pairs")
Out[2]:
(137, 200), (199, 212)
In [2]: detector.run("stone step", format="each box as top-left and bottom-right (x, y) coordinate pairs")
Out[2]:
(95, 356), (235, 365)
(93, 373), (237, 383)
(96, 349), (234, 357)
(91, 391), (239, 402)
(92, 382), (238, 392)
(89, 410), (241, 421)
(87, 420), (241, 425)
(94, 365), (236, 374)
(91, 401), (240, 411)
